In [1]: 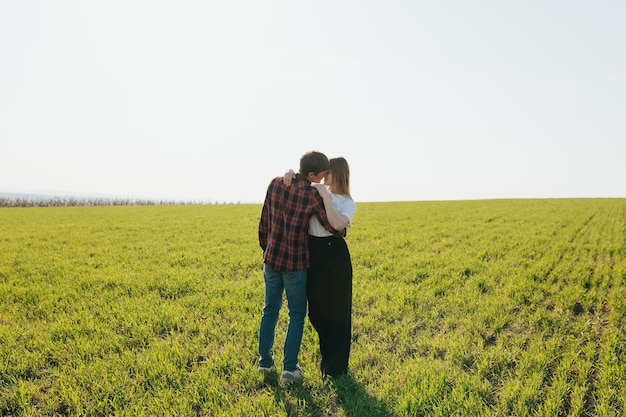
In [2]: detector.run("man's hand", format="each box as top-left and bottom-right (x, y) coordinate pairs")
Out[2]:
(312, 183), (330, 197)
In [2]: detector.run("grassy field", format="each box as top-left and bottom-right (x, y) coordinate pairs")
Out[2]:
(1, 199), (625, 416)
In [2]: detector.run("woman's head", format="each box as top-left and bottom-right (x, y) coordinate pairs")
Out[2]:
(326, 157), (350, 197)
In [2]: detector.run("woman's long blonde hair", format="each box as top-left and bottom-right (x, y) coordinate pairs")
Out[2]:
(329, 157), (351, 198)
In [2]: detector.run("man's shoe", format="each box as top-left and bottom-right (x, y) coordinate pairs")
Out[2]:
(281, 365), (304, 385)
(258, 364), (276, 375)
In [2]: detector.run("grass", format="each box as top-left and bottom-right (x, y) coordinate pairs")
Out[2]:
(1, 199), (625, 416)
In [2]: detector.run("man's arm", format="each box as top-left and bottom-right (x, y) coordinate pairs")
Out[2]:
(311, 188), (342, 235)
(258, 186), (271, 250)
(312, 184), (350, 230)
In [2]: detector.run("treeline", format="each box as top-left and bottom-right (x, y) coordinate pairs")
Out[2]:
(0, 197), (217, 208)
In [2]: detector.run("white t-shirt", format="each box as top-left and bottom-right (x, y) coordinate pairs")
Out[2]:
(308, 193), (356, 237)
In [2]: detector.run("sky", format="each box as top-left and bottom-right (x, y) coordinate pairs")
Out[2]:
(1, 1), (625, 203)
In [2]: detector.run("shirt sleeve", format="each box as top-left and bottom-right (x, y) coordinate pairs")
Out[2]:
(258, 183), (271, 250)
(338, 197), (356, 227)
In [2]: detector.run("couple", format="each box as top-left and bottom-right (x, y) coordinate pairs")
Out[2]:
(257, 150), (356, 384)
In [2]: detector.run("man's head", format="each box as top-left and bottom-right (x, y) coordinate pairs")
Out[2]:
(299, 151), (330, 182)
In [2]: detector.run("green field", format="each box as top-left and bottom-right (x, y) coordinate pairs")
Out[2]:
(1, 199), (625, 416)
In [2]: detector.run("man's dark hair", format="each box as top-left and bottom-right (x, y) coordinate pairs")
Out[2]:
(299, 151), (330, 176)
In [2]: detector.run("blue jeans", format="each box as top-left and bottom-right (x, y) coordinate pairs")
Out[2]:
(258, 265), (307, 372)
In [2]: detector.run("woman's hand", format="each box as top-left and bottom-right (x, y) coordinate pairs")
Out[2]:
(283, 169), (296, 186)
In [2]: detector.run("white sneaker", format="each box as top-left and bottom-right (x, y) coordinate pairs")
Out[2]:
(258, 364), (276, 375)
(281, 365), (304, 384)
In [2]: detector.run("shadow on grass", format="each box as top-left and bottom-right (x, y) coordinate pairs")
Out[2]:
(261, 372), (392, 416)
(263, 373), (323, 416)
(332, 374), (393, 417)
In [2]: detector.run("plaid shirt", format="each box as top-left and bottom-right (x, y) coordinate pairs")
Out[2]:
(259, 175), (336, 272)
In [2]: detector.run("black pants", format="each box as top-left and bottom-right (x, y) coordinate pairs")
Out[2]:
(307, 235), (352, 377)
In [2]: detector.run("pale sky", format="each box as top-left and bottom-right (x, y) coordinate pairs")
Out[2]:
(1, 1), (625, 203)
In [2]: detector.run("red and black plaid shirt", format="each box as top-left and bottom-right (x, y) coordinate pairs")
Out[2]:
(259, 175), (336, 272)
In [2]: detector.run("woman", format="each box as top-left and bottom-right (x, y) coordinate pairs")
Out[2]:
(285, 157), (356, 377)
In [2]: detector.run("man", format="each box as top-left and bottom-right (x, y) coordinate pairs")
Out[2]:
(258, 150), (338, 384)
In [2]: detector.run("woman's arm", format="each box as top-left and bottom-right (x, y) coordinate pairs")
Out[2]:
(283, 169), (296, 186)
(312, 183), (350, 230)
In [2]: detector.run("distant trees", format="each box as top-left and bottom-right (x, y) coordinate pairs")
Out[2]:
(0, 197), (218, 207)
